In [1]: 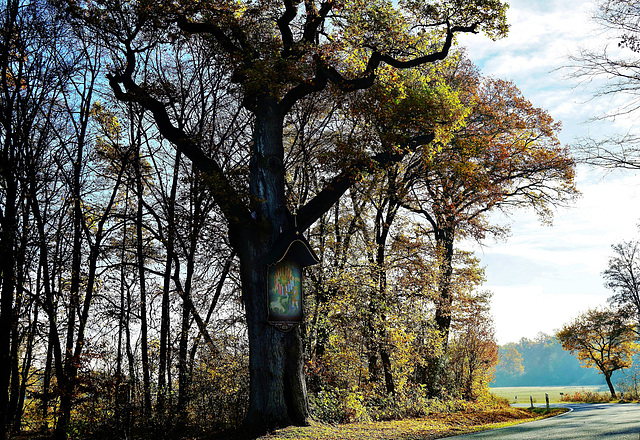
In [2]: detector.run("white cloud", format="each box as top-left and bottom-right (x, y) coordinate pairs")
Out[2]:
(455, 0), (640, 345)
(457, 0), (626, 143)
(466, 165), (640, 344)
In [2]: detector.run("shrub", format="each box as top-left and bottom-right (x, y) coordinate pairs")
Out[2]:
(310, 386), (370, 424)
(310, 383), (480, 424)
(481, 393), (510, 409)
(561, 391), (613, 403)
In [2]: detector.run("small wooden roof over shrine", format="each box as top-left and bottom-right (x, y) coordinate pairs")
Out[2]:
(265, 228), (320, 268)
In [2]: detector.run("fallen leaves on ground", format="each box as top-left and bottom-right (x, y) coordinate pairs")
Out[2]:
(258, 407), (566, 440)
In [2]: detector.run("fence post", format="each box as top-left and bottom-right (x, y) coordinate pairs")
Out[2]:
(545, 392), (549, 410)
(530, 396), (534, 409)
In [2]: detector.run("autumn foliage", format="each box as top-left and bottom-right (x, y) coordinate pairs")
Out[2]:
(557, 308), (640, 399)
(0, 0), (585, 439)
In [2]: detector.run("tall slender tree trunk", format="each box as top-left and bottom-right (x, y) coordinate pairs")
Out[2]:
(53, 138), (84, 440)
(0, 3), (18, 435)
(13, 296), (38, 433)
(425, 228), (455, 397)
(115, 245), (125, 433)
(7, 203), (28, 434)
(125, 283), (137, 396)
(29, 173), (61, 432)
(158, 152), (180, 419)
(134, 149), (152, 419)
(376, 202), (398, 396)
(364, 179), (400, 395)
(177, 259), (195, 425)
(42, 329), (53, 430)
(0, 169), (17, 440)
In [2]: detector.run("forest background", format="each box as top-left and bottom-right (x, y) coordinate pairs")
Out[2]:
(1, 0), (637, 440)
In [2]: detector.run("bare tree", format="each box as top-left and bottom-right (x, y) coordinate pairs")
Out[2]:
(569, 0), (640, 168)
(604, 240), (640, 335)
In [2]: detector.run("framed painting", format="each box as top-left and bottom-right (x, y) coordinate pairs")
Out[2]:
(267, 259), (303, 324)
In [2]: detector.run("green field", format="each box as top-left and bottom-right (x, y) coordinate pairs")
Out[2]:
(490, 385), (607, 403)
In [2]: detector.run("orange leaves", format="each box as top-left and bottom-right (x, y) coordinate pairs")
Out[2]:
(557, 308), (640, 378)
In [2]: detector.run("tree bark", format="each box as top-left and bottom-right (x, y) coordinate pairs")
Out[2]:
(8, 205), (28, 434)
(434, 230), (455, 347)
(241, 255), (309, 432)
(425, 227), (455, 397)
(158, 151), (180, 418)
(134, 147), (153, 419)
(240, 99), (309, 434)
(605, 373), (617, 399)
(0, 3), (19, 434)
(13, 295), (37, 433)
(0, 166), (17, 440)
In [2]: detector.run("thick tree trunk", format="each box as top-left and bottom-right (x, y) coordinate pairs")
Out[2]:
(241, 100), (309, 434)
(380, 351), (395, 395)
(241, 253), (309, 432)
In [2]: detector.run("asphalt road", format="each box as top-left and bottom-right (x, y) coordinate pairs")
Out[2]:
(451, 403), (640, 440)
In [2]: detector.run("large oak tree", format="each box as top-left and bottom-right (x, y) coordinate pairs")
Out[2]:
(59, 0), (508, 434)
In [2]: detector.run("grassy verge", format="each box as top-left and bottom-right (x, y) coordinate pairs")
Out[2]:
(490, 386), (605, 403)
(253, 407), (567, 440)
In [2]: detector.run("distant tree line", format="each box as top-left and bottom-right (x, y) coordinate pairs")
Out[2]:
(492, 333), (601, 387)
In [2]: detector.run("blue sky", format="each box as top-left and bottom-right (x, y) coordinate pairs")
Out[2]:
(457, 0), (640, 344)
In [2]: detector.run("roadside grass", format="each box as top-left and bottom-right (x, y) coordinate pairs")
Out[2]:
(490, 385), (605, 403)
(253, 407), (567, 440)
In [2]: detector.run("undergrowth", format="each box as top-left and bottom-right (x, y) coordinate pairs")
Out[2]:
(255, 406), (566, 440)
(561, 390), (614, 403)
(309, 384), (509, 424)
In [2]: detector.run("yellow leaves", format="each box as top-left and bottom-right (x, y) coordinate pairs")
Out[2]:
(90, 102), (122, 160)
(557, 307), (639, 376)
(231, 0), (246, 19)
(335, 0), (411, 52)
(346, 54), (472, 158)
(3, 69), (28, 91)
